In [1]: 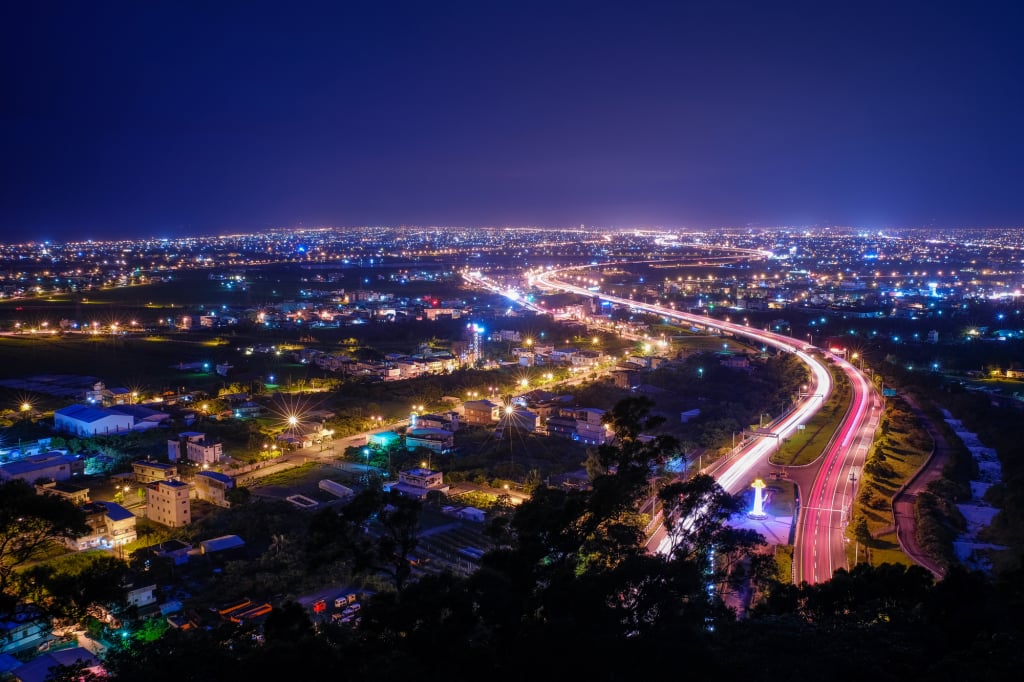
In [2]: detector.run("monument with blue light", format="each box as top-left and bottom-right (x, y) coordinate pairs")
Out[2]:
(748, 477), (768, 519)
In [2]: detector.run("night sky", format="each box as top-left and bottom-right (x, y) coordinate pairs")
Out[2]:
(3, 0), (1023, 241)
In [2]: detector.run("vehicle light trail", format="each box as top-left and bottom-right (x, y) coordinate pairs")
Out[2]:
(528, 257), (875, 583)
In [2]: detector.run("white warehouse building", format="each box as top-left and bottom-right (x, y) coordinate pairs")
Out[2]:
(54, 404), (134, 437)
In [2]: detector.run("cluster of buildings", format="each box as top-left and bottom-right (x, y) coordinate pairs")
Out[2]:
(510, 342), (605, 370)
(459, 391), (614, 446)
(296, 346), (463, 379)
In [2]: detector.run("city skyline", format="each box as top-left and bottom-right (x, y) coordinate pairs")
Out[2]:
(2, 1), (1023, 242)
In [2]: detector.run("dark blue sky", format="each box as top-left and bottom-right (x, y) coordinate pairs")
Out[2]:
(2, 0), (1023, 241)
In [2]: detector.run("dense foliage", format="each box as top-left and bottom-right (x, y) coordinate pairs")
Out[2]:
(95, 398), (1024, 681)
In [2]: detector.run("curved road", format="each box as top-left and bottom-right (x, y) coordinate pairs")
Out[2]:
(794, 357), (878, 584)
(530, 261), (878, 584)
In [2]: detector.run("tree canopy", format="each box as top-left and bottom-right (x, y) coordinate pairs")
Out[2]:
(99, 397), (1024, 680)
(0, 479), (88, 615)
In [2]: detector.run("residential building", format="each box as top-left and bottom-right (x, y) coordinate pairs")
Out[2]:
(146, 479), (191, 527)
(571, 349), (603, 368)
(405, 428), (454, 454)
(194, 471), (235, 507)
(185, 435), (223, 465)
(388, 467), (449, 500)
(126, 583), (157, 609)
(574, 408), (612, 444)
(611, 369), (639, 389)
(133, 460), (176, 484)
(463, 399), (500, 425)
(0, 451), (85, 483)
(12, 647), (103, 681)
(168, 432), (222, 465)
(544, 407), (612, 444)
(544, 412), (578, 438)
(34, 479), (90, 505)
(414, 411), (460, 431)
(0, 607), (48, 655)
(69, 501), (137, 550)
(501, 408), (538, 433)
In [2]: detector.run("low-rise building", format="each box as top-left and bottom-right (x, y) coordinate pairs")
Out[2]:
(0, 606), (48, 655)
(0, 451), (85, 483)
(151, 539), (192, 565)
(414, 411), (460, 431)
(405, 427), (455, 454)
(502, 407), (538, 433)
(545, 407), (612, 444)
(133, 460), (176, 484)
(463, 399), (500, 426)
(146, 479), (191, 527)
(388, 467), (449, 499)
(35, 479), (90, 505)
(194, 471), (234, 507)
(574, 407), (611, 444)
(167, 432), (222, 465)
(69, 501), (137, 550)
(200, 534), (245, 555)
(126, 583), (158, 609)
(54, 404), (133, 436)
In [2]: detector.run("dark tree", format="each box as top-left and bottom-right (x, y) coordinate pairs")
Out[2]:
(0, 480), (88, 613)
(18, 554), (129, 623)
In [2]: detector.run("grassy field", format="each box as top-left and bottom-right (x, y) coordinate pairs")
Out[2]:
(770, 363), (852, 466)
(773, 543), (794, 583)
(846, 395), (931, 568)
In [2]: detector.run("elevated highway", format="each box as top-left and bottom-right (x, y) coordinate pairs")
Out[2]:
(531, 263), (875, 584)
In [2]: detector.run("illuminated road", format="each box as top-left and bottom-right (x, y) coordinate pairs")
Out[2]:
(531, 264), (831, 489)
(529, 262), (876, 583)
(794, 357), (879, 584)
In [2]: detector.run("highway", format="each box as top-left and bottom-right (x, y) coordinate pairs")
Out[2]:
(531, 266), (833, 493)
(528, 263), (877, 583)
(794, 356), (879, 584)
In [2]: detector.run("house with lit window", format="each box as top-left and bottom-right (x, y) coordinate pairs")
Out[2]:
(68, 501), (137, 550)
(388, 467), (449, 500)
